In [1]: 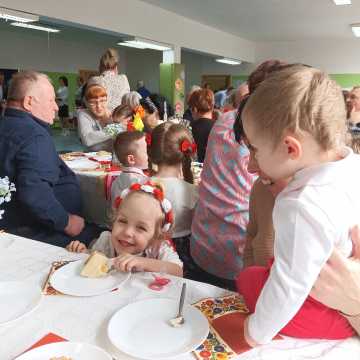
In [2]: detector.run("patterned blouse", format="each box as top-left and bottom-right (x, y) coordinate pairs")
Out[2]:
(93, 71), (130, 111)
(190, 110), (256, 280)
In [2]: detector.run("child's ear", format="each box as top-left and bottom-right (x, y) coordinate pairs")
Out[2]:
(283, 135), (302, 160)
(127, 154), (136, 166)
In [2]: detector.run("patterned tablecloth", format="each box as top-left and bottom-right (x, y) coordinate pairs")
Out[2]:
(1, 232), (359, 360)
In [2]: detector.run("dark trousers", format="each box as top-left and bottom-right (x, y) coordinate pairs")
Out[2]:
(172, 235), (236, 291)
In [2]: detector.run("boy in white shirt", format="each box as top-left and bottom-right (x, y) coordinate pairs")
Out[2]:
(111, 131), (148, 204)
(238, 65), (358, 346)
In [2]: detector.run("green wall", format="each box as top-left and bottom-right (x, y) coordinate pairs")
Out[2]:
(329, 74), (360, 88)
(232, 74), (360, 89)
(43, 71), (78, 115)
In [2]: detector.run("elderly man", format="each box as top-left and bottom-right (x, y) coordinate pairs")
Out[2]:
(0, 71), (98, 247)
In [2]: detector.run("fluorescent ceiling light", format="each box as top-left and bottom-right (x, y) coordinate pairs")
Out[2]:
(117, 38), (171, 51)
(11, 22), (60, 33)
(332, 0), (351, 5)
(215, 58), (242, 65)
(0, 7), (39, 22)
(351, 24), (360, 37)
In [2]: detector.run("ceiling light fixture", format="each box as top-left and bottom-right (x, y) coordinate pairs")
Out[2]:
(0, 7), (39, 22)
(11, 22), (60, 33)
(117, 38), (172, 51)
(332, 0), (351, 5)
(351, 24), (360, 37)
(215, 58), (242, 65)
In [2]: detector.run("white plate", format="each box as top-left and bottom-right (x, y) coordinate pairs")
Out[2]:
(108, 298), (209, 359)
(15, 341), (112, 360)
(50, 260), (130, 297)
(0, 281), (42, 326)
(65, 158), (99, 171)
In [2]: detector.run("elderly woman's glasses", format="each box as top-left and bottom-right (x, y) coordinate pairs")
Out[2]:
(88, 97), (107, 107)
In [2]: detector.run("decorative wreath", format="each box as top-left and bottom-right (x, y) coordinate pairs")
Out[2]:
(114, 181), (173, 232)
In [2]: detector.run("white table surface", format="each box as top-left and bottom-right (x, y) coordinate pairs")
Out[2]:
(0, 232), (359, 360)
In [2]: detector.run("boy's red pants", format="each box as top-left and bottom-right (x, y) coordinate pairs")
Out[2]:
(236, 264), (355, 339)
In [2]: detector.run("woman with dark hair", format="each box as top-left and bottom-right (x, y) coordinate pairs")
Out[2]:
(188, 88), (215, 162)
(57, 76), (69, 132)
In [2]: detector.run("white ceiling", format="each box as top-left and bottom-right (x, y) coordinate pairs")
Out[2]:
(141, 0), (360, 41)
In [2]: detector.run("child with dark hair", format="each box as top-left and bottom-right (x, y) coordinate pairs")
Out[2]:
(110, 131), (149, 203)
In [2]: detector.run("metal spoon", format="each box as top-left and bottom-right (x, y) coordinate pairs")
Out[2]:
(169, 283), (186, 327)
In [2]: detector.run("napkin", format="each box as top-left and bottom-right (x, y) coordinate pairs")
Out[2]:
(192, 294), (282, 359)
(24, 332), (67, 353)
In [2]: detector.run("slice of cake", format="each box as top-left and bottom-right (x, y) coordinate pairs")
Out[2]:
(80, 251), (109, 278)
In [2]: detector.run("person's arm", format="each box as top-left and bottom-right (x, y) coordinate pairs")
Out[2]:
(246, 199), (334, 345)
(16, 134), (70, 231)
(77, 110), (112, 148)
(311, 241), (360, 335)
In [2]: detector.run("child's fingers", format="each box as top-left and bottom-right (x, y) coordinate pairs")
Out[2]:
(66, 240), (77, 252)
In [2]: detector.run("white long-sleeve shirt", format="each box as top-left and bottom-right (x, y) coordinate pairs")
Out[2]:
(248, 147), (359, 344)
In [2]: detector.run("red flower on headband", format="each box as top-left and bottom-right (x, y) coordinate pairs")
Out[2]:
(165, 211), (174, 224)
(127, 121), (135, 131)
(180, 139), (197, 154)
(145, 133), (152, 146)
(114, 196), (122, 209)
(153, 187), (164, 201)
(130, 183), (142, 191)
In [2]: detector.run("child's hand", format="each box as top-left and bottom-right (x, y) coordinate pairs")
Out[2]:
(66, 240), (88, 253)
(113, 253), (145, 273)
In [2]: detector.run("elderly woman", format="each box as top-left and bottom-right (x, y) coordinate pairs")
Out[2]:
(188, 88), (215, 162)
(93, 48), (130, 111)
(77, 84), (113, 151)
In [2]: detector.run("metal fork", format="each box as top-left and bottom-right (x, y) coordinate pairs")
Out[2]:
(169, 283), (186, 327)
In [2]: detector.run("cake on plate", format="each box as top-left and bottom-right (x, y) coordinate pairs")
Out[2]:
(80, 251), (109, 278)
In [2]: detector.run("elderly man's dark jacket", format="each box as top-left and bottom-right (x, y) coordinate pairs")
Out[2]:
(0, 108), (82, 233)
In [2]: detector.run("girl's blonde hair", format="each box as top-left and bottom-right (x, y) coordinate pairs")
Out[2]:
(243, 65), (347, 151)
(150, 122), (195, 183)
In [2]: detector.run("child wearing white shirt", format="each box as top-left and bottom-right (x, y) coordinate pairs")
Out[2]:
(238, 65), (358, 346)
(67, 181), (182, 276)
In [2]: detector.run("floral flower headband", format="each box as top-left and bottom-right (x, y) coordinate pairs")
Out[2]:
(127, 105), (145, 132)
(114, 181), (174, 232)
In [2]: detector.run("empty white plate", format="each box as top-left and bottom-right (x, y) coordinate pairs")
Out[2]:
(108, 298), (209, 359)
(65, 158), (99, 171)
(15, 341), (112, 360)
(0, 281), (42, 326)
(50, 259), (130, 297)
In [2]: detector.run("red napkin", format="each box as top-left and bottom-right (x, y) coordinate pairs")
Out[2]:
(24, 332), (67, 353)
